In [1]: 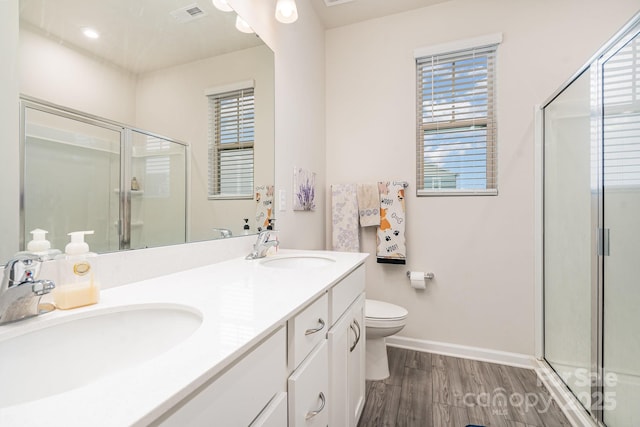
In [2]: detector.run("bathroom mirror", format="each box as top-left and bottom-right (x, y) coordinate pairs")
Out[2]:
(9, 0), (274, 262)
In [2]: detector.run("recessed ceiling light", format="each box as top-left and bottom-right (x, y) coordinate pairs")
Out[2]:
(82, 28), (100, 39)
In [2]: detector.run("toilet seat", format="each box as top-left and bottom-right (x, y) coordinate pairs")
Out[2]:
(365, 299), (408, 321)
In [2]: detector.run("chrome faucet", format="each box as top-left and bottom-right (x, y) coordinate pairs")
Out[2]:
(245, 230), (279, 260)
(213, 228), (233, 238)
(0, 253), (56, 325)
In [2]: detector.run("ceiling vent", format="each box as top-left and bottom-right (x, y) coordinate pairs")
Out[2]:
(323, 0), (355, 6)
(170, 4), (207, 23)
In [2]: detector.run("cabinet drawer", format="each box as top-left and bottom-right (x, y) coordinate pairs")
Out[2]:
(288, 341), (329, 427)
(288, 293), (328, 369)
(157, 327), (286, 427)
(250, 392), (287, 427)
(329, 265), (365, 326)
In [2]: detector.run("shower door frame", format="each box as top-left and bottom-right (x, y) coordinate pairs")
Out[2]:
(540, 13), (640, 426)
(19, 95), (191, 252)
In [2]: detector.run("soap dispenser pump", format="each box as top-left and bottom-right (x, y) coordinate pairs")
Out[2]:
(54, 230), (100, 310)
(25, 228), (61, 259)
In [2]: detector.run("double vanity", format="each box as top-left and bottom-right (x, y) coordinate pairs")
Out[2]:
(0, 250), (368, 427)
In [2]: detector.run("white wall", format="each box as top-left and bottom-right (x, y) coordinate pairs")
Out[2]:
(20, 26), (137, 125)
(229, 0), (327, 249)
(325, 0), (640, 355)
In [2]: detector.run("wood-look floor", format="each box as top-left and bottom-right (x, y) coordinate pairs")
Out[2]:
(358, 347), (572, 427)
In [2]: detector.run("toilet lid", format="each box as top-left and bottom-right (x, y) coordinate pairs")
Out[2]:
(365, 299), (408, 320)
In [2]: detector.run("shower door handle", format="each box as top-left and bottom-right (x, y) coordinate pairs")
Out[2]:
(598, 228), (610, 257)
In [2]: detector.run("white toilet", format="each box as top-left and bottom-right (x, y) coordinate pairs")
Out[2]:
(365, 299), (408, 380)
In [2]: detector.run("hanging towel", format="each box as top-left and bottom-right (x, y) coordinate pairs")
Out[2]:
(255, 185), (274, 231)
(331, 184), (360, 252)
(376, 181), (407, 264)
(357, 183), (380, 227)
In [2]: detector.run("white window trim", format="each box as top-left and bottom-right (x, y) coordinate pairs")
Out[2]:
(204, 79), (255, 97)
(413, 33), (503, 59)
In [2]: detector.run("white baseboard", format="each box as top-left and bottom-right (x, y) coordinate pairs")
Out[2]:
(385, 336), (537, 369)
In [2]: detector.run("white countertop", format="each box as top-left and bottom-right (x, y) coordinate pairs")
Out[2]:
(0, 249), (367, 427)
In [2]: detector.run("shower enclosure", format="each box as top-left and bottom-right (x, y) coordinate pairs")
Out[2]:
(20, 97), (189, 254)
(543, 14), (640, 426)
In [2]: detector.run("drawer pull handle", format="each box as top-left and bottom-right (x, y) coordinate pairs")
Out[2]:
(305, 318), (325, 336)
(349, 323), (358, 352)
(305, 392), (326, 420)
(350, 319), (361, 352)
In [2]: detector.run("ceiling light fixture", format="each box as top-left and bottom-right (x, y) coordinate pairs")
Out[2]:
(235, 15), (254, 34)
(275, 0), (298, 24)
(212, 0), (233, 12)
(82, 28), (100, 39)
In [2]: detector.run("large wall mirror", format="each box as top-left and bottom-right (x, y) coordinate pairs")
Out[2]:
(9, 0), (275, 262)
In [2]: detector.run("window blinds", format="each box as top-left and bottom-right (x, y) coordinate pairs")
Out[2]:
(416, 44), (498, 195)
(603, 34), (640, 187)
(208, 87), (255, 198)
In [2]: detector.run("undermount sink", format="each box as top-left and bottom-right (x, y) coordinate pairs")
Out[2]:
(260, 255), (336, 269)
(0, 304), (202, 408)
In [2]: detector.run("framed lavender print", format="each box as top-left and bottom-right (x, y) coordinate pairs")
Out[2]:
(293, 167), (316, 211)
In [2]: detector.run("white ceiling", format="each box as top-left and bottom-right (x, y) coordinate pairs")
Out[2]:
(310, 0), (451, 29)
(19, 0), (450, 74)
(19, 0), (265, 75)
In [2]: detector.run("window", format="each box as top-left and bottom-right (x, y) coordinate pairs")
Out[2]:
(416, 37), (499, 195)
(207, 85), (255, 198)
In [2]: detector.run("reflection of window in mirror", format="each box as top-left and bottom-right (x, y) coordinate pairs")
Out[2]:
(207, 82), (255, 199)
(143, 137), (172, 198)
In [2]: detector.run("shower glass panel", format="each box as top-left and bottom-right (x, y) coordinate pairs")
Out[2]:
(543, 70), (594, 409)
(602, 29), (640, 426)
(129, 130), (187, 250)
(23, 106), (121, 254)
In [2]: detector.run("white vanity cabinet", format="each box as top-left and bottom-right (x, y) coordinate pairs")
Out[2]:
(152, 259), (366, 427)
(155, 327), (286, 427)
(328, 266), (366, 427)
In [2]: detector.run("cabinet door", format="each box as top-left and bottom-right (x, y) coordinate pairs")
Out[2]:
(348, 295), (366, 426)
(288, 341), (329, 427)
(328, 311), (351, 427)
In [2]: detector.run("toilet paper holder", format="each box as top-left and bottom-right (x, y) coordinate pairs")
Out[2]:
(406, 271), (434, 280)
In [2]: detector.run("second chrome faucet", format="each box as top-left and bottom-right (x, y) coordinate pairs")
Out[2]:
(246, 230), (279, 260)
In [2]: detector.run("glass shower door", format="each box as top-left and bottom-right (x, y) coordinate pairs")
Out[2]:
(128, 130), (187, 250)
(23, 105), (122, 254)
(602, 27), (640, 426)
(543, 69), (595, 410)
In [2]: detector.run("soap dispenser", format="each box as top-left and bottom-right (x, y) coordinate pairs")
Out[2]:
(54, 230), (100, 310)
(243, 218), (250, 235)
(25, 228), (61, 259)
